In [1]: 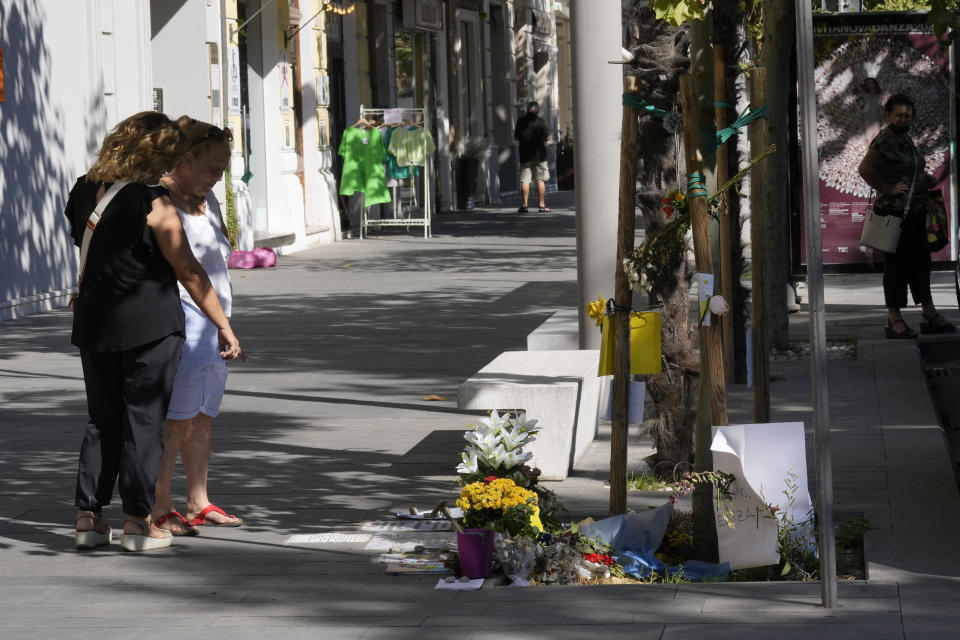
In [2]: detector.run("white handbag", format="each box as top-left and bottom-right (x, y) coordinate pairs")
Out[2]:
(859, 209), (903, 253)
(860, 147), (918, 253)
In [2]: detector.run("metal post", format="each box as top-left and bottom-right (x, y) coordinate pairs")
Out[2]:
(570, 0), (622, 349)
(794, 0), (837, 609)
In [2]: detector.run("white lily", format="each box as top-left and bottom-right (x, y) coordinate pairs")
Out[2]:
(456, 447), (479, 474)
(465, 428), (500, 453)
(476, 409), (510, 435)
(499, 426), (532, 451)
(512, 412), (539, 434)
(485, 443), (508, 468)
(503, 448), (534, 468)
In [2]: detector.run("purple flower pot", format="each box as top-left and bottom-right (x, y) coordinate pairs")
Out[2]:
(457, 528), (495, 579)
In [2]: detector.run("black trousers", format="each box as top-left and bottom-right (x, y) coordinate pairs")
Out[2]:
(883, 209), (932, 309)
(75, 332), (184, 516)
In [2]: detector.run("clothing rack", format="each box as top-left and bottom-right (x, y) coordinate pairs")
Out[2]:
(358, 105), (433, 239)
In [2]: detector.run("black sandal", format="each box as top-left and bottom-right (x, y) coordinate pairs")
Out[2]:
(885, 319), (917, 339)
(920, 312), (956, 334)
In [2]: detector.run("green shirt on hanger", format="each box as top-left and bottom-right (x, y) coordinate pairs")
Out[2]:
(338, 126), (391, 206)
(388, 127), (436, 168)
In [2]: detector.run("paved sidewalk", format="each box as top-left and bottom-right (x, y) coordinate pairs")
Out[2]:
(2, 190), (960, 638)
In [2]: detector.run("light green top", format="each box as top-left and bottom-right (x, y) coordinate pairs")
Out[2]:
(388, 127), (436, 167)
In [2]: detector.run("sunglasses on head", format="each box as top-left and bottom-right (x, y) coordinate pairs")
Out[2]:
(189, 120), (233, 148)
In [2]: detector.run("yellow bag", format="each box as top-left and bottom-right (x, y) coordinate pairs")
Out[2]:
(598, 311), (662, 376)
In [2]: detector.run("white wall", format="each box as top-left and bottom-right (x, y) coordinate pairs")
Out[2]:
(150, 0), (211, 121)
(0, 0), (152, 321)
(297, 14), (339, 245)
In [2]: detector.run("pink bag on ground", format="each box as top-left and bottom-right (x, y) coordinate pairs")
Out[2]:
(228, 250), (257, 269)
(252, 247), (277, 268)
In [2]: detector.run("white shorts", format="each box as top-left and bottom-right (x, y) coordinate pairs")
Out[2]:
(519, 160), (549, 184)
(166, 304), (228, 420)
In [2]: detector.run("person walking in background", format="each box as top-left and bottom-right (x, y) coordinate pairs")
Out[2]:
(66, 112), (243, 552)
(858, 93), (955, 339)
(152, 118), (244, 536)
(514, 101), (551, 213)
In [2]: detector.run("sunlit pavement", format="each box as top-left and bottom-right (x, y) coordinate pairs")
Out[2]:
(1, 190), (959, 638)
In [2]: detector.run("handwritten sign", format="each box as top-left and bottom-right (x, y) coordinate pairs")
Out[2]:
(711, 422), (813, 569)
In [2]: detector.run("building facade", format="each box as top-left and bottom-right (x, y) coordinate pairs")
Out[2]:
(0, 0), (570, 321)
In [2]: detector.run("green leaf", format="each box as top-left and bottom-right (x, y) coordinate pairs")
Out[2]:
(780, 561), (792, 577)
(649, 0), (705, 27)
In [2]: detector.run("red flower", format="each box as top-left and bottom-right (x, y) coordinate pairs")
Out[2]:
(483, 475), (498, 484)
(583, 553), (614, 566)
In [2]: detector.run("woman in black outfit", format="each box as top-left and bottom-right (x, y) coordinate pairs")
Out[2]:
(65, 112), (242, 551)
(858, 93), (955, 339)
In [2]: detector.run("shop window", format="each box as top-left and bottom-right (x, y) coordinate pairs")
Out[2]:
(395, 32), (415, 108)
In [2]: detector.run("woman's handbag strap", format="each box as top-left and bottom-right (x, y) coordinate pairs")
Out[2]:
(78, 181), (129, 285)
(904, 145), (919, 216)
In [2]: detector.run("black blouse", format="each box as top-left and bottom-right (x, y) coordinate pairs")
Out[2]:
(64, 178), (185, 351)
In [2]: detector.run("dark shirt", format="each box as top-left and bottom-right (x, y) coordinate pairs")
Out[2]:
(514, 112), (549, 163)
(64, 178), (185, 351)
(869, 128), (929, 215)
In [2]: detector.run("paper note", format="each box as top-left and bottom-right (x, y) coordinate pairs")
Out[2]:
(697, 273), (714, 326)
(285, 532), (372, 545)
(711, 422), (813, 570)
(360, 520), (452, 532)
(384, 108), (404, 124)
(435, 578), (484, 590)
(363, 532), (458, 552)
(394, 507), (463, 520)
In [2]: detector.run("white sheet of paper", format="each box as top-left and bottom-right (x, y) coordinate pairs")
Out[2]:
(711, 422), (813, 570)
(363, 532), (458, 552)
(360, 520), (452, 532)
(697, 273), (715, 326)
(394, 507), (463, 520)
(435, 578), (484, 590)
(285, 532), (372, 544)
(384, 108), (404, 124)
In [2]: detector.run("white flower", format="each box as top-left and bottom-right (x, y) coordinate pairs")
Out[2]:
(456, 447), (478, 474)
(465, 428), (499, 454)
(486, 443), (508, 468)
(708, 294), (730, 315)
(503, 448), (534, 468)
(499, 426), (531, 452)
(512, 412), (539, 433)
(475, 409), (509, 436)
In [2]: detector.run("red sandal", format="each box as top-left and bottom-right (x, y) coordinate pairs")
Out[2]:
(187, 504), (243, 527)
(154, 511), (200, 536)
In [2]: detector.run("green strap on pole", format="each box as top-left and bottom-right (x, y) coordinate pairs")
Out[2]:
(687, 172), (708, 199)
(622, 93), (668, 119)
(623, 94), (768, 151)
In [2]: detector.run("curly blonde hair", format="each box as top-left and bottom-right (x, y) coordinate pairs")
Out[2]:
(175, 116), (233, 160)
(86, 111), (187, 184)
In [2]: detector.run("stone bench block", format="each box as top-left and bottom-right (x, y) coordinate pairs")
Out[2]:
(526, 309), (579, 351)
(457, 349), (601, 480)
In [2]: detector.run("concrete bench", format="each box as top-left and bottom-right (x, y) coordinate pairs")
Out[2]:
(526, 309), (579, 351)
(457, 349), (602, 480)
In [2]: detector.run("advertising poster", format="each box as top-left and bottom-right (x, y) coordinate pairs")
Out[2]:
(810, 15), (953, 266)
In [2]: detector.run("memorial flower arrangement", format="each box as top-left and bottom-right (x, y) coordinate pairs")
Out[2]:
(456, 410), (564, 530)
(456, 476), (543, 537)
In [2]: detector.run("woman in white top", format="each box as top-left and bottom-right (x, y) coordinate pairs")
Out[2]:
(152, 118), (245, 534)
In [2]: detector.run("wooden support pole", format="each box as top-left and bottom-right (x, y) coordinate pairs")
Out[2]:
(714, 46), (734, 381)
(680, 76), (728, 428)
(610, 78), (640, 516)
(749, 68), (771, 423)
